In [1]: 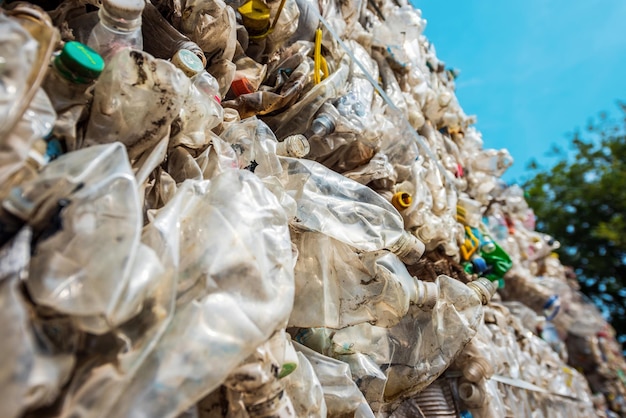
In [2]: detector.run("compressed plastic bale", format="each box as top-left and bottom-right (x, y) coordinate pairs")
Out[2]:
(2, 0), (626, 415)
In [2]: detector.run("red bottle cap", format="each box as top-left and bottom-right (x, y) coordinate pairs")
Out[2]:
(231, 77), (254, 97)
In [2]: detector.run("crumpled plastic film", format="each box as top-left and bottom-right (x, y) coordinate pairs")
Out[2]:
(1, 0), (626, 417)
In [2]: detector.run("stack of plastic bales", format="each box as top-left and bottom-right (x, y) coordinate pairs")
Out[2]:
(0, 0), (625, 416)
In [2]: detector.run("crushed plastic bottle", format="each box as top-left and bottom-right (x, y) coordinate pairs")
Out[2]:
(87, 0), (145, 62)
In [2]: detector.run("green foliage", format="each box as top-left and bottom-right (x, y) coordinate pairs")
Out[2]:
(523, 102), (626, 344)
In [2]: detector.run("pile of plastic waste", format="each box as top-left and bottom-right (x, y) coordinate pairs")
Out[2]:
(1, 0), (625, 416)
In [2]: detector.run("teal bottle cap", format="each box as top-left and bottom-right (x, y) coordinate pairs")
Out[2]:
(172, 49), (205, 77)
(54, 41), (105, 84)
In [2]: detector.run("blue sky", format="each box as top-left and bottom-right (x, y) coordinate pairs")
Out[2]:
(411, 1), (626, 183)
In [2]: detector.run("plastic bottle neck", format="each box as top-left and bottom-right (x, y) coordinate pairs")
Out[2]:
(387, 231), (425, 265)
(466, 278), (498, 305)
(311, 114), (335, 137)
(411, 278), (439, 310)
(98, 5), (142, 32)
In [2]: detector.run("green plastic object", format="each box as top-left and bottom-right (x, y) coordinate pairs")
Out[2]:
(54, 41), (105, 84)
(278, 362), (297, 378)
(481, 241), (513, 284)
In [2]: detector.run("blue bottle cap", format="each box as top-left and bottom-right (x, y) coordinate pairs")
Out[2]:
(472, 256), (488, 274)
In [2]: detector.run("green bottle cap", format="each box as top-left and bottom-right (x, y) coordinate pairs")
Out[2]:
(54, 41), (105, 84)
(172, 49), (205, 77)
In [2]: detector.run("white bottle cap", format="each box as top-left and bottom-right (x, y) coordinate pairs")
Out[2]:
(171, 49), (205, 77)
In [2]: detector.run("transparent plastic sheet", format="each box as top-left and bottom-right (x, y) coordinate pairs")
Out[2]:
(289, 230), (426, 329)
(84, 49), (191, 159)
(0, 229), (76, 418)
(276, 156), (424, 263)
(69, 170), (295, 418)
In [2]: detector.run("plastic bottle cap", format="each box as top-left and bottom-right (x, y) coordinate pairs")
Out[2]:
(238, 0), (271, 36)
(102, 0), (144, 21)
(391, 192), (412, 210)
(231, 77), (254, 96)
(471, 256), (488, 274)
(311, 115), (335, 137)
(54, 41), (105, 84)
(171, 49), (205, 77)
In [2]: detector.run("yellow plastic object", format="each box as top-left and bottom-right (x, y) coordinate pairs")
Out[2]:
(456, 204), (467, 224)
(460, 226), (480, 261)
(314, 28), (322, 84)
(238, 0), (270, 36)
(239, 0), (287, 40)
(313, 28), (328, 84)
(391, 192), (412, 211)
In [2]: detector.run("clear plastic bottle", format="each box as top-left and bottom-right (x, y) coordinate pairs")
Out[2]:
(278, 156), (425, 264)
(170, 49), (224, 150)
(87, 0), (144, 62)
(289, 230), (438, 329)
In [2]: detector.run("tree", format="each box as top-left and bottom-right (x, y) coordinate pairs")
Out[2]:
(523, 102), (626, 346)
